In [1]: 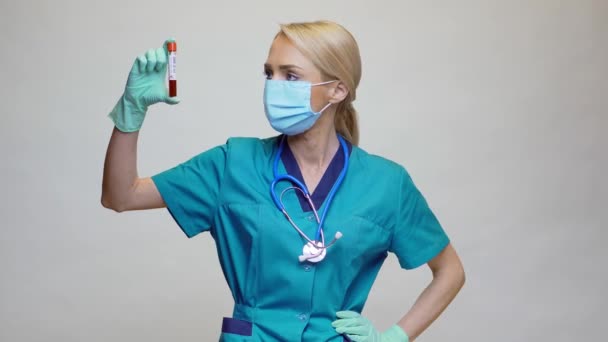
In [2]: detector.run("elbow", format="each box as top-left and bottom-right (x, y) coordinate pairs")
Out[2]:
(450, 257), (466, 293)
(101, 194), (127, 213)
(431, 252), (466, 291)
(448, 254), (466, 290)
(441, 262), (465, 295)
(457, 263), (466, 290)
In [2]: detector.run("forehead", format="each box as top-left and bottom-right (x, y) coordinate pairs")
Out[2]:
(265, 34), (316, 70)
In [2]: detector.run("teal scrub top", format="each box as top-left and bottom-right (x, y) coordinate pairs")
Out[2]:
(151, 136), (449, 342)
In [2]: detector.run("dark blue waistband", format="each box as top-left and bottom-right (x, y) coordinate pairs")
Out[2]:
(221, 317), (252, 335)
(221, 316), (353, 341)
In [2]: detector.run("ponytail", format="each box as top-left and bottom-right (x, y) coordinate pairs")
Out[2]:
(335, 101), (359, 146)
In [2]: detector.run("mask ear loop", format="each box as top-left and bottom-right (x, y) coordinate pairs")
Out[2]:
(311, 79), (339, 86)
(311, 80), (338, 114)
(315, 102), (333, 115)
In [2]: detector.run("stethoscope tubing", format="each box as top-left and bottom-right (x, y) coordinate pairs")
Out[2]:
(270, 135), (350, 241)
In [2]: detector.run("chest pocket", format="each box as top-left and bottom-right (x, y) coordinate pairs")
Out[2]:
(335, 215), (391, 266)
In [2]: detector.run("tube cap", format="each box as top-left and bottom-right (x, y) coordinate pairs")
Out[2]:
(167, 41), (177, 52)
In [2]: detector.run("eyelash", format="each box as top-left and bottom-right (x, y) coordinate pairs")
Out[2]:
(263, 70), (299, 81)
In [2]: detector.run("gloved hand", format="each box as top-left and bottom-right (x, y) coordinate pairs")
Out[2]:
(108, 38), (180, 132)
(332, 311), (409, 342)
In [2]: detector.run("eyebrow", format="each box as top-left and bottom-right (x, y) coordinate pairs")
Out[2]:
(264, 63), (303, 70)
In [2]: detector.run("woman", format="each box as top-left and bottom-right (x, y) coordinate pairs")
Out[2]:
(102, 20), (465, 342)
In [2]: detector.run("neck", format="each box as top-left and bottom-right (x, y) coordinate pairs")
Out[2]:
(287, 119), (339, 170)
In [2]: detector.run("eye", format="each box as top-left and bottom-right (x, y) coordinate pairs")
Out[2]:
(263, 69), (272, 80)
(286, 72), (299, 81)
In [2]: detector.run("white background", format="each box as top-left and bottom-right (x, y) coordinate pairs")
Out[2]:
(1, 0), (606, 341)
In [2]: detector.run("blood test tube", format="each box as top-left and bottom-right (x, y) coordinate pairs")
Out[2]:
(167, 41), (177, 97)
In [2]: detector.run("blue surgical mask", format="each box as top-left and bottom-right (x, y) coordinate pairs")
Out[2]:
(263, 79), (337, 135)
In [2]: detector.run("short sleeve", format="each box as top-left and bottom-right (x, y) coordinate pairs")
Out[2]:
(389, 168), (450, 270)
(151, 144), (227, 238)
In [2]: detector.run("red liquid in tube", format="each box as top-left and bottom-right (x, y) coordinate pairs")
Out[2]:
(167, 41), (177, 97)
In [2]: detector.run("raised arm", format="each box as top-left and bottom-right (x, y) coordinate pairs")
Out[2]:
(101, 38), (180, 212)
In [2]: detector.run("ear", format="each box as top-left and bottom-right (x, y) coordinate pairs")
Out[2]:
(328, 81), (349, 104)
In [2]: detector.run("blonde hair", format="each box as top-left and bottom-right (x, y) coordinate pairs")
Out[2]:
(278, 20), (362, 146)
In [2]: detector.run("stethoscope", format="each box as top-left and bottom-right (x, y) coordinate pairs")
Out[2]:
(270, 135), (349, 263)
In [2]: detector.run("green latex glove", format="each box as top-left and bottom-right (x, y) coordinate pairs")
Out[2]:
(108, 38), (180, 132)
(332, 311), (409, 342)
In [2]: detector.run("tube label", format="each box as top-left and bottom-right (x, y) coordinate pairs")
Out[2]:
(168, 52), (176, 80)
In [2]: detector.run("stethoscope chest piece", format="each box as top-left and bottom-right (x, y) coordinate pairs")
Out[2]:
(300, 241), (326, 263)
